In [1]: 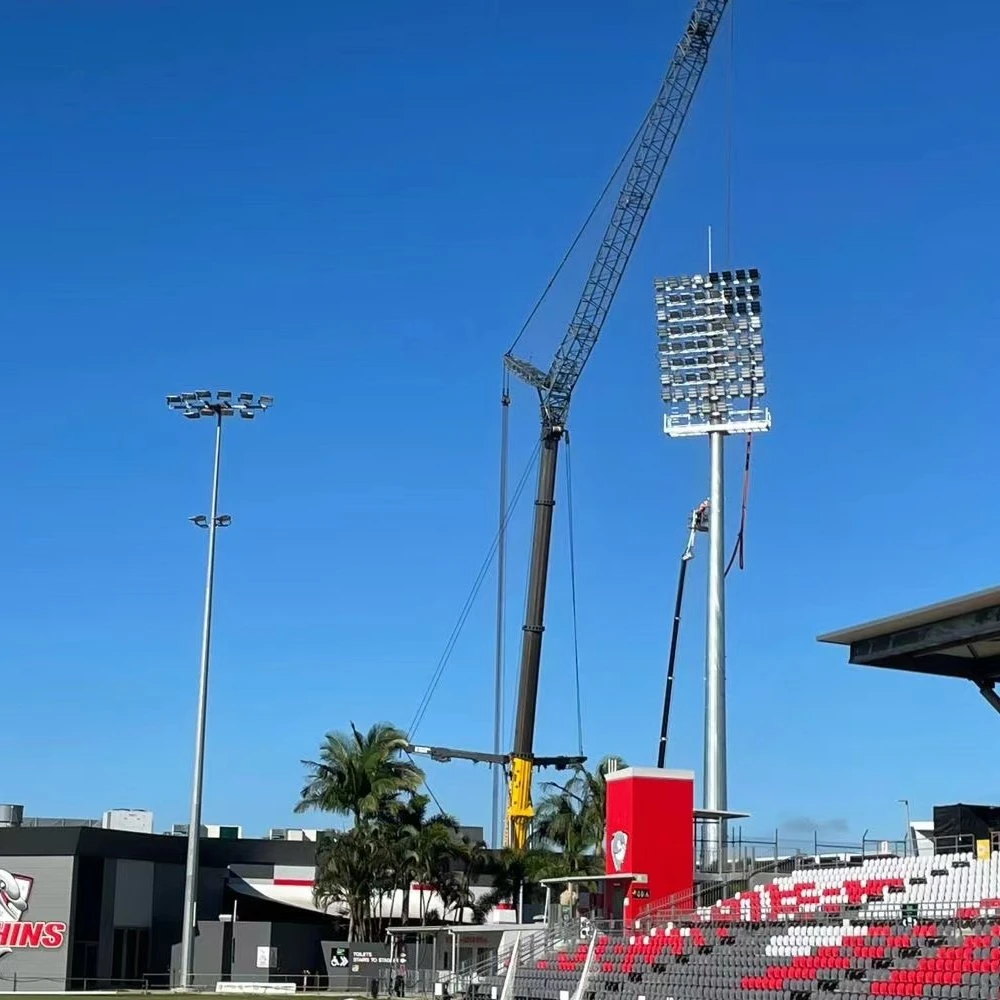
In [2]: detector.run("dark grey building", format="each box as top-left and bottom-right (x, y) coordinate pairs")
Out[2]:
(0, 825), (331, 992)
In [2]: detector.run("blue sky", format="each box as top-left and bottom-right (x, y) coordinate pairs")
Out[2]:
(3, 0), (999, 849)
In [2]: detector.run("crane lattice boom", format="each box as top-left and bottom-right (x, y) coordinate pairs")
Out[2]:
(507, 0), (730, 428)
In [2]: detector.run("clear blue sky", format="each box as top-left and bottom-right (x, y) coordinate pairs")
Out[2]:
(3, 0), (999, 849)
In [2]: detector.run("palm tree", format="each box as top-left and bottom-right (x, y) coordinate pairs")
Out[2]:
(392, 793), (461, 924)
(314, 828), (395, 941)
(534, 793), (599, 874)
(411, 814), (461, 923)
(296, 722), (424, 828)
(536, 755), (627, 863)
(444, 834), (488, 924)
(478, 847), (553, 920)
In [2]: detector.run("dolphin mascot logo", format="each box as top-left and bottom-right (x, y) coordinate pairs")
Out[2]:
(0, 869), (29, 961)
(610, 830), (628, 872)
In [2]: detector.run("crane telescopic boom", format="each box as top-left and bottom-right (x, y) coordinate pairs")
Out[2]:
(504, 0), (731, 850)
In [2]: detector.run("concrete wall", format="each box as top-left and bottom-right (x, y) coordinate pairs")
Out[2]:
(232, 921), (272, 983)
(169, 920), (230, 990)
(150, 860), (184, 980)
(268, 923), (329, 982)
(114, 859), (155, 926)
(0, 854), (75, 992)
(172, 921), (334, 988)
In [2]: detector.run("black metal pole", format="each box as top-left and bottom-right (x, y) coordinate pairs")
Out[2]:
(977, 682), (1000, 717)
(512, 428), (561, 759)
(657, 555), (690, 768)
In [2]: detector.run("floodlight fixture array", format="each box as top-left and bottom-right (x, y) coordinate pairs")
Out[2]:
(166, 390), (273, 420)
(655, 268), (771, 438)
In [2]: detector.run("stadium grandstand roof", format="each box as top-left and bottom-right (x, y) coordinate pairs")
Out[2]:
(818, 585), (1000, 714)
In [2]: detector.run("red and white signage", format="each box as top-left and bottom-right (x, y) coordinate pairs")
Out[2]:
(604, 766), (695, 914)
(0, 871), (67, 953)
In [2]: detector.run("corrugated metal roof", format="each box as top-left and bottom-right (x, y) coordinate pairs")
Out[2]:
(818, 585), (1000, 646)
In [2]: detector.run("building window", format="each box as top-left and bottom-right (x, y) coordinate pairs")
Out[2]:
(112, 927), (149, 986)
(70, 940), (98, 990)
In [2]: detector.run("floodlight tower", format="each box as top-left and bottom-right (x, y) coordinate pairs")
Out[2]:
(166, 389), (273, 989)
(654, 269), (770, 868)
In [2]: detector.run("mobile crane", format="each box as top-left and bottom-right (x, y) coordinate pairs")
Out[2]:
(410, 0), (731, 851)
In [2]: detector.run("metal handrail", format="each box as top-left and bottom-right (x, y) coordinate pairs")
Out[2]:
(637, 854), (797, 927)
(449, 919), (582, 990)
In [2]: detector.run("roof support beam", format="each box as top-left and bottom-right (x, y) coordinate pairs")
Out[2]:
(851, 651), (1000, 683)
(848, 605), (1000, 664)
(977, 682), (1000, 717)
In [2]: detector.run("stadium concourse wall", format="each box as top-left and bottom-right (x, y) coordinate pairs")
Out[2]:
(603, 768), (695, 919)
(0, 826), (319, 992)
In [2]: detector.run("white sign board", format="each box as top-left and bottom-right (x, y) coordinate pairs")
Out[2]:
(215, 983), (296, 995)
(256, 945), (277, 969)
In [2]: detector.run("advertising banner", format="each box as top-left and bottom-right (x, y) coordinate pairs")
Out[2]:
(0, 869), (68, 955)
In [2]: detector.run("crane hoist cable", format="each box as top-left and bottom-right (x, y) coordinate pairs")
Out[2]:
(404, 749), (449, 818)
(724, 0), (736, 267)
(490, 374), (512, 849)
(719, 0), (753, 582)
(725, 430), (752, 578)
(506, 115), (652, 359)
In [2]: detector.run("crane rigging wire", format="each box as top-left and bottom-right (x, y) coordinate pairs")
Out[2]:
(404, 749), (450, 818)
(720, 0), (754, 581)
(414, 374), (515, 826)
(505, 110), (653, 358)
(491, 374), (512, 848)
(425, 56), (669, 773)
(725, 425), (752, 578)
(408, 437), (543, 740)
(724, 0), (736, 268)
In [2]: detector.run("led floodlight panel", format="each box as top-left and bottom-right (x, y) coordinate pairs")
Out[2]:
(655, 268), (771, 438)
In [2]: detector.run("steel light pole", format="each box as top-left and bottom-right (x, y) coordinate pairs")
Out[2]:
(654, 269), (771, 870)
(166, 390), (273, 989)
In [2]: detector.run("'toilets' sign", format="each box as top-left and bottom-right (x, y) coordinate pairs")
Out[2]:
(0, 870), (68, 956)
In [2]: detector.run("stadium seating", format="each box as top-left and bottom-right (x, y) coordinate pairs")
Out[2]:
(495, 853), (1000, 999)
(703, 852), (1000, 923)
(742, 920), (1000, 996)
